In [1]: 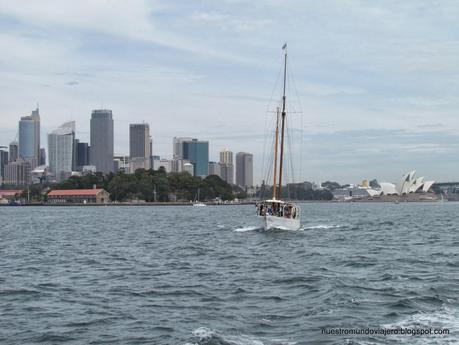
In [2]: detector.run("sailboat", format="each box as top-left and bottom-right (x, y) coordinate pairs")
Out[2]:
(256, 44), (301, 231)
(193, 187), (206, 207)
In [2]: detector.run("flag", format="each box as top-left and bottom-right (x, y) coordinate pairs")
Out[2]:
(282, 43), (287, 50)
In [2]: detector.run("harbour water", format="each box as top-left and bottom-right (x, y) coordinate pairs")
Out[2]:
(0, 203), (457, 344)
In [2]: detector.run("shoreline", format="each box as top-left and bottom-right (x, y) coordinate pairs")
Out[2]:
(0, 198), (448, 206)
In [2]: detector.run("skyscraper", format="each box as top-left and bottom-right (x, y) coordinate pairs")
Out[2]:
(219, 148), (234, 184)
(173, 137), (194, 159)
(0, 148), (8, 183)
(236, 152), (253, 187)
(4, 159), (31, 186)
(208, 161), (221, 177)
(18, 107), (40, 168)
(9, 141), (18, 162)
(48, 121), (75, 182)
(220, 149), (233, 165)
(182, 139), (209, 177)
(75, 141), (90, 171)
(90, 109), (114, 174)
(39, 148), (46, 166)
(129, 123), (151, 171)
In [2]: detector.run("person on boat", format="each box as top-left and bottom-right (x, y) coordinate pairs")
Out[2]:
(291, 206), (297, 219)
(257, 203), (264, 216)
(284, 205), (290, 218)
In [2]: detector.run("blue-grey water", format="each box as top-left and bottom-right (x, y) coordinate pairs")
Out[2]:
(0, 203), (458, 345)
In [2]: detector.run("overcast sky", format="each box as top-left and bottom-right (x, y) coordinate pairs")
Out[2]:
(1, 0), (459, 184)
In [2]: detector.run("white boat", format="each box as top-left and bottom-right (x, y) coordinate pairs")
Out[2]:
(256, 44), (301, 231)
(193, 188), (206, 207)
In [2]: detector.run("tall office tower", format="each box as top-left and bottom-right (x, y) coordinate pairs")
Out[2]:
(0, 148), (8, 183)
(219, 148), (234, 184)
(220, 148), (233, 165)
(208, 161), (221, 177)
(129, 123), (151, 172)
(39, 148), (46, 166)
(182, 139), (209, 177)
(18, 107), (40, 168)
(9, 141), (18, 162)
(173, 137), (194, 159)
(4, 159), (32, 186)
(75, 141), (90, 171)
(149, 138), (153, 168)
(90, 109), (114, 174)
(48, 121), (75, 182)
(236, 152), (253, 187)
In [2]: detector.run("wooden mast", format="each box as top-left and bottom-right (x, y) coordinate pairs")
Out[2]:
(272, 107), (280, 199)
(278, 44), (287, 199)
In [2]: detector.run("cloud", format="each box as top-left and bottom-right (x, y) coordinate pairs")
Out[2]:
(0, 0), (254, 63)
(1, 1), (459, 184)
(190, 10), (272, 32)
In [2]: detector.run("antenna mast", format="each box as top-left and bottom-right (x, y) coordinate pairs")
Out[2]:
(278, 43), (287, 198)
(272, 107), (280, 199)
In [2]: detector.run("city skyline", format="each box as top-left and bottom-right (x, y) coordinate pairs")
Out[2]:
(1, 1), (459, 183)
(0, 106), (258, 187)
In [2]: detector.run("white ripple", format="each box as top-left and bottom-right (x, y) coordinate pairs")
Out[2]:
(191, 326), (298, 345)
(234, 226), (259, 232)
(302, 224), (341, 230)
(381, 306), (459, 344)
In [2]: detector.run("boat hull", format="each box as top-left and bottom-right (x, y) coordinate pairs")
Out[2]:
(264, 215), (301, 231)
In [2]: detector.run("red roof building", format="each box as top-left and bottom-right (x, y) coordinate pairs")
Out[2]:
(47, 189), (110, 204)
(0, 190), (23, 199)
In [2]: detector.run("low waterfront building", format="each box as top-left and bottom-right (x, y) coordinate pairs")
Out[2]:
(332, 186), (381, 201)
(47, 189), (110, 204)
(0, 189), (23, 201)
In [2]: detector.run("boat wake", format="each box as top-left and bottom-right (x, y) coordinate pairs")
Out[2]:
(301, 224), (341, 230)
(233, 226), (260, 232)
(381, 306), (458, 344)
(187, 327), (297, 345)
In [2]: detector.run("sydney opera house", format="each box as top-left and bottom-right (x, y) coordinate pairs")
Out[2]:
(332, 171), (436, 200)
(379, 171), (435, 195)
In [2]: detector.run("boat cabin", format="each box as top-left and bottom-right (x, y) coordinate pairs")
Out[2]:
(256, 199), (299, 219)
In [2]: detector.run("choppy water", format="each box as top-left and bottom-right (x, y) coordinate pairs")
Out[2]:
(0, 203), (458, 344)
